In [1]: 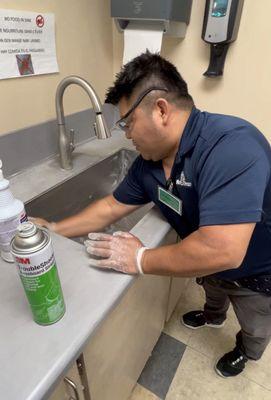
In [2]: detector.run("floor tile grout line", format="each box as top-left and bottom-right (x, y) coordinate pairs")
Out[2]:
(162, 319), (194, 341)
(241, 374), (271, 392)
(139, 384), (164, 400)
(179, 344), (211, 362)
(161, 328), (192, 345)
(231, 370), (271, 393)
(161, 330), (187, 343)
(183, 343), (271, 393)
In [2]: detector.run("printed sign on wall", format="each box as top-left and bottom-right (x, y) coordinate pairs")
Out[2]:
(0, 9), (59, 80)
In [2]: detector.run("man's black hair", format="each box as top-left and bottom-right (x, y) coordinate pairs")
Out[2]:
(105, 51), (194, 109)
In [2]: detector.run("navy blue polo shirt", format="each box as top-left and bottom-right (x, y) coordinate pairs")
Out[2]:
(113, 107), (271, 280)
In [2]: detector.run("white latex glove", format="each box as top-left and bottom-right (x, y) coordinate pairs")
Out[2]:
(84, 231), (145, 274)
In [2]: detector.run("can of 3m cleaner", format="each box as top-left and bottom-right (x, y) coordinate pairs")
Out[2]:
(11, 221), (66, 325)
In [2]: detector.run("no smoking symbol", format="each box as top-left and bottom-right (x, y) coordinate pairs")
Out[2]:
(36, 15), (44, 28)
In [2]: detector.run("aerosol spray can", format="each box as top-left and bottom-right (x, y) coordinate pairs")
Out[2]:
(11, 221), (66, 325)
(0, 159), (27, 262)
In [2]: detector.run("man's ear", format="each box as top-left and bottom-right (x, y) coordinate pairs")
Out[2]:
(155, 98), (170, 124)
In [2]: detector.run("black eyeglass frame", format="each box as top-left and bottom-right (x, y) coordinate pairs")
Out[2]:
(114, 86), (168, 131)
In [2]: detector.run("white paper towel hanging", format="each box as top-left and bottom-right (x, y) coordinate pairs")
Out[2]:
(123, 21), (164, 64)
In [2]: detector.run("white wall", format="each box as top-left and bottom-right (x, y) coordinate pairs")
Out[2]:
(1, 1), (270, 141)
(0, 0), (113, 136)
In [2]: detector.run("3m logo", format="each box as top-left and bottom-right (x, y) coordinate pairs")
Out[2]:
(16, 257), (30, 264)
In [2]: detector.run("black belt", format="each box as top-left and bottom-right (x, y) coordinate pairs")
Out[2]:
(196, 275), (271, 296)
(236, 275), (271, 296)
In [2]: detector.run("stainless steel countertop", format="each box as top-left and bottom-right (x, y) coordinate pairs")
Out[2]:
(0, 133), (171, 400)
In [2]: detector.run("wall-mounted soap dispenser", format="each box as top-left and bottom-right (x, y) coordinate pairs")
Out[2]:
(202, 0), (244, 77)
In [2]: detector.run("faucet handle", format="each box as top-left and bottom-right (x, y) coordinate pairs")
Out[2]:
(93, 122), (97, 138)
(69, 129), (75, 153)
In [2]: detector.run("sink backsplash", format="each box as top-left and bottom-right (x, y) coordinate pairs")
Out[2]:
(0, 104), (116, 178)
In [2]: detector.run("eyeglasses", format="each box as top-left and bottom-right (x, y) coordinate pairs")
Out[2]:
(113, 86), (168, 132)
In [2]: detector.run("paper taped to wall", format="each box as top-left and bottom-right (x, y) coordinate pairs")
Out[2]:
(123, 21), (163, 64)
(0, 9), (58, 80)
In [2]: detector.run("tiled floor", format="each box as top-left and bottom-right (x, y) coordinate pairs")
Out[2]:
(129, 279), (271, 400)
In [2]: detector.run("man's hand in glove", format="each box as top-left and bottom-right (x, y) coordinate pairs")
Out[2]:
(84, 231), (147, 274)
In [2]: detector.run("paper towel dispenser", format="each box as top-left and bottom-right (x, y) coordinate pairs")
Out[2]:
(111, 0), (193, 38)
(202, 0), (244, 77)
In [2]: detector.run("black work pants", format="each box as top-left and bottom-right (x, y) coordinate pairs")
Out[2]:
(202, 277), (271, 360)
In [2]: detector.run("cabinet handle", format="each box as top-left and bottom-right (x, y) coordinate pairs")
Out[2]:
(64, 377), (80, 400)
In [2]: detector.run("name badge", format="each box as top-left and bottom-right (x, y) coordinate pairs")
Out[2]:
(158, 186), (182, 215)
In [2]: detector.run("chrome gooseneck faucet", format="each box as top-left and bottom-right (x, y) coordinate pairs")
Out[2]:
(55, 75), (111, 170)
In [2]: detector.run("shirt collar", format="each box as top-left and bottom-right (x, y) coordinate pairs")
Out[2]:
(175, 107), (202, 162)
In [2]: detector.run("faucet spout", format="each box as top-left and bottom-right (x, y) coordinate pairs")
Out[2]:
(55, 75), (111, 170)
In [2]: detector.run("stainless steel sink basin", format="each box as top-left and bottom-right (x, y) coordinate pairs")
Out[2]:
(25, 149), (152, 244)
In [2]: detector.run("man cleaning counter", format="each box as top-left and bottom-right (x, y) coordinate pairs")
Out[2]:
(2, 52), (271, 399)
(35, 52), (271, 379)
(0, 126), (177, 400)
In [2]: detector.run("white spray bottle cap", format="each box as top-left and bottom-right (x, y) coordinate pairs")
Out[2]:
(0, 159), (9, 190)
(0, 160), (3, 180)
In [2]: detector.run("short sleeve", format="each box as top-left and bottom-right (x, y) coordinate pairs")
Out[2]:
(113, 156), (150, 205)
(198, 133), (270, 226)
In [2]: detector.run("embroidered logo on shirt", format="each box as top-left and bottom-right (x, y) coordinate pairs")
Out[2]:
(176, 171), (192, 187)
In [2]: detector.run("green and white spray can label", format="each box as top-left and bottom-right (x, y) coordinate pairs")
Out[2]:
(11, 222), (66, 325)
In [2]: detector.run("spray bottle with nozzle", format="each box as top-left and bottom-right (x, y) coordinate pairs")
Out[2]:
(0, 160), (27, 262)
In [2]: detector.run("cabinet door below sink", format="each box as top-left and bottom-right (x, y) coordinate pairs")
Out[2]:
(83, 274), (170, 400)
